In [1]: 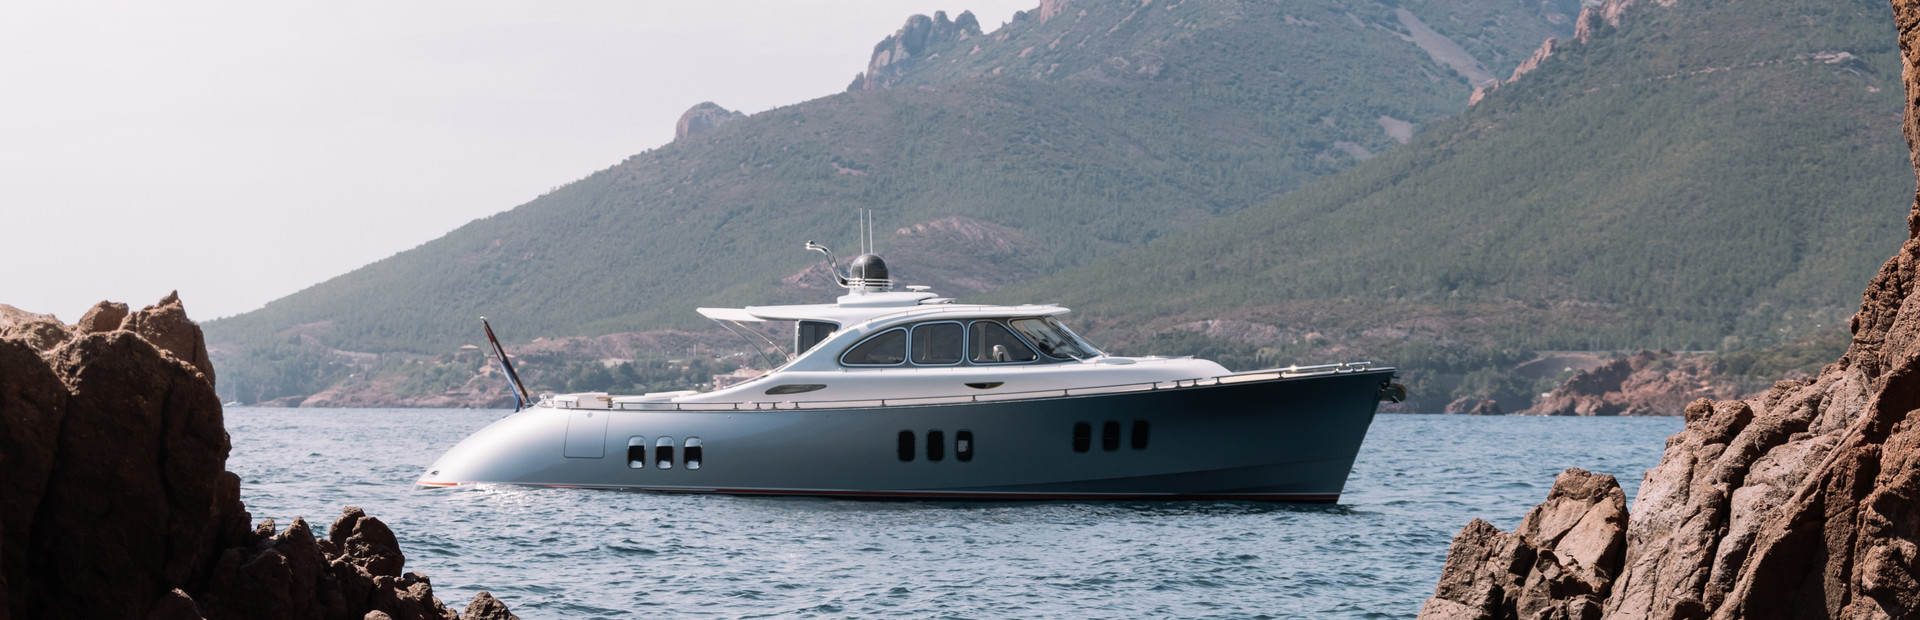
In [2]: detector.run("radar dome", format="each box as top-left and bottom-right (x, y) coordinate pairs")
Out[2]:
(849, 254), (890, 282)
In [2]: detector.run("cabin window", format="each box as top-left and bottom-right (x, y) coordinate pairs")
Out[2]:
(910, 322), (964, 365)
(684, 437), (703, 470)
(655, 436), (675, 470)
(1072, 422), (1091, 453)
(956, 430), (974, 461)
(796, 320), (837, 354)
(968, 321), (1038, 364)
(1132, 420), (1150, 450)
(898, 430), (916, 461)
(626, 436), (646, 469)
(842, 328), (908, 366)
(1102, 421), (1121, 451)
(926, 429), (946, 461)
(1010, 318), (1094, 359)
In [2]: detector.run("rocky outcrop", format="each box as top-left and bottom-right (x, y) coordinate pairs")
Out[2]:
(1469, 37), (1559, 105)
(1422, 0), (1920, 615)
(1446, 397), (1506, 416)
(1418, 469), (1629, 619)
(674, 102), (743, 141)
(0, 294), (512, 619)
(76, 300), (128, 334)
(1521, 350), (1742, 417)
(847, 11), (981, 91)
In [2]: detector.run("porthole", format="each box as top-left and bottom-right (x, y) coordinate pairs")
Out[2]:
(1131, 420), (1150, 450)
(626, 436), (647, 469)
(655, 436), (675, 469)
(927, 430), (946, 462)
(1102, 421), (1120, 451)
(898, 430), (916, 461)
(956, 430), (974, 462)
(1072, 422), (1090, 453)
(684, 437), (703, 470)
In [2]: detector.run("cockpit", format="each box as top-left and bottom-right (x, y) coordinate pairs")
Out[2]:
(830, 316), (1099, 368)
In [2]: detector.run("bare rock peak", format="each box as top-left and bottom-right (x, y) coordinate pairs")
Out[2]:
(847, 9), (984, 91)
(675, 102), (743, 141)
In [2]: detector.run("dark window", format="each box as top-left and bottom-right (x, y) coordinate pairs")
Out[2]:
(927, 430), (945, 461)
(1010, 318), (1094, 359)
(911, 322), (964, 365)
(796, 320), (837, 354)
(655, 436), (675, 470)
(684, 437), (703, 470)
(626, 436), (646, 469)
(1072, 422), (1090, 453)
(1131, 420), (1149, 450)
(956, 430), (974, 462)
(969, 321), (1038, 363)
(898, 430), (915, 461)
(843, 328), (907, 366)
(1102, 421), (1120, 451)
(765, 384), (827, 395)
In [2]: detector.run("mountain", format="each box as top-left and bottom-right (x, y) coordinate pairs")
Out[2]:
(204, 0), (1580, 404)
(1012, 0), (1910, 410)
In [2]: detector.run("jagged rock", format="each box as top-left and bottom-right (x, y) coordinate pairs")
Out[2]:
(1417, 469), (1627, 620)
(847, 11), (981, 91)
(1522, 350), (1740, 417)
(673, 102), (743, 141)
(0, 293), (512, 620)
(459, 592), (517, 620)
(123, 291), (216, 386)
(77, 300), (129, 334)
(0, 305), (72, 352)
(1509, 38), (1557, 83)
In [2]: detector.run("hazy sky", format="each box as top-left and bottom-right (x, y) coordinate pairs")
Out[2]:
(0, 1), (1031, 322)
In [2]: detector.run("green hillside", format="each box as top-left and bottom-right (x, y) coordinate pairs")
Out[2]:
(1018, 0), (1908, 408)
(206, 0), (1576, 402)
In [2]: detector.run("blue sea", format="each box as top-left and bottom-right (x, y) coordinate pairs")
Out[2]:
(226, 409), (1679, 618)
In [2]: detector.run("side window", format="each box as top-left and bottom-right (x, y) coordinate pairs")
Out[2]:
(842, 328), (907, 366)
(1072, 422), (1091, 453)
(626, 436), (646, 469)
(910, 322), (963, 365)
(796, 320), (837, 355)
(684, 437), (703, 470)
(1102, 421), (1121, 451)
(898, 430), (916, 461)
(955, 430), (974, 461)
(1011, 318), (1092, 359)
(655, 436), (676, 469)
(969, 321), (1038, 363)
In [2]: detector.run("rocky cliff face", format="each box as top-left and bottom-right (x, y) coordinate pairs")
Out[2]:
(846, 10), (982, 91)
(0, 294), (514, 620)
(1523, 350), (1745, 417)
(1419, 0), (1920, 616)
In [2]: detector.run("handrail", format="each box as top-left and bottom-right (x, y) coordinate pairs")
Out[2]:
(543, 361), (1391, 413)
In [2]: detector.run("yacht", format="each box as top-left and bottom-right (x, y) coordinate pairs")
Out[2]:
(418, 243), (1403, 502)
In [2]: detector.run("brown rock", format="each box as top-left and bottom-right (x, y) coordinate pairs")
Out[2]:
(123, 291), (216, 386)
(77, 300), (130, 334)
(1417, 470), (1628, 619)
(0, 313), (72, 352)
(0, 292), (515, 620)
(460, 592), (517, 620)
(1446, 397), (1506, 416)
(673, 102), (743, 141)
(1522, 350), (1740, 417)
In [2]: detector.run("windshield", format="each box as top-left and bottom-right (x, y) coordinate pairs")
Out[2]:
(1009, 317), (1097, 359)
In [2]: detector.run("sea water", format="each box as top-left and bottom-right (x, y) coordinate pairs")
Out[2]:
(226, 409), (1679, 618)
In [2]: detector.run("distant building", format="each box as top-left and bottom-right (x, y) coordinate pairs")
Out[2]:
(710, 367), (766, 389)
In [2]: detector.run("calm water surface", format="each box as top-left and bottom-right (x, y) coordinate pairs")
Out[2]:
(226, 409), (1679, 618)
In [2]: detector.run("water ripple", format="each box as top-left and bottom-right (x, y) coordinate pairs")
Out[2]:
(227, 409), (1677, 618)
